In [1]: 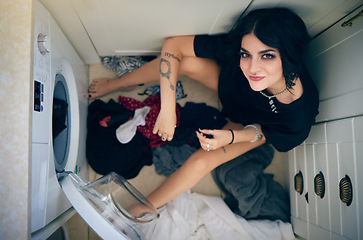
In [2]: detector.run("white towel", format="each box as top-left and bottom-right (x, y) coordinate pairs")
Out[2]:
(143, 191), (295, 240)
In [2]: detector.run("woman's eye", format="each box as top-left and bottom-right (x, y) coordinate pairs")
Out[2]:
(262, 54), (276, 59)
(239, 52), (250, 58)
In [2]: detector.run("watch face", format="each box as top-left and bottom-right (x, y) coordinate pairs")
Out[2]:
(257, 134), (263, 141)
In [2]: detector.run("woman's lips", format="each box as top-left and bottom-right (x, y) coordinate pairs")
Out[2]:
(249, 76), (265, 81)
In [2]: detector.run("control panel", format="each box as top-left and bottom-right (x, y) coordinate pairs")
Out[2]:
(32, 1), (51, 144)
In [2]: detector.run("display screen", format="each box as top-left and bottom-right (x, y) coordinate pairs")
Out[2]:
(34, 80), (44, 112)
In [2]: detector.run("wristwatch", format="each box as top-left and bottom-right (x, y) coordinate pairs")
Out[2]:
(244, 124), (263, 143)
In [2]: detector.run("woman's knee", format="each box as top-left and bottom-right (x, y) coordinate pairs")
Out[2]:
(186, 153), (215, 174)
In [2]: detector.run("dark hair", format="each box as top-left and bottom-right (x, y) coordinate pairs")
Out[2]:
(227, 8), (310, 88)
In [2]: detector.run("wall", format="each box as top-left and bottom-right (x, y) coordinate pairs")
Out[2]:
(0, 0), (33, 239)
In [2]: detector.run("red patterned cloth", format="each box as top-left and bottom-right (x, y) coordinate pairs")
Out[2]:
(118, 94), (180, 147)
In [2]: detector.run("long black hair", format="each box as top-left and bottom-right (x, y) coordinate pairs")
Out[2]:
(227, 8), (310, 88)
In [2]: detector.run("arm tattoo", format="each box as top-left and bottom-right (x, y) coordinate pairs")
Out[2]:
(160, 58), (175, 91)
(164, 52), (181, 62)
(221, 146), (227, 153)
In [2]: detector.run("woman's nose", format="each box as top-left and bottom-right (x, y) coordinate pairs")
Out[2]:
(249, 58), (261, 74)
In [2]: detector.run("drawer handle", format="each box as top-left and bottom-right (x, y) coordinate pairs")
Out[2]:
(294, 171), (304, 195)
(339, 175), (353, 206)
(341, 10), (363, 27)
(314, 171), (325, 199)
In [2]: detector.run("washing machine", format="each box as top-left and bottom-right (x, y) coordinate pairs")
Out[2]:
(31, 2), (158, 239)
(31, 0), (89, 237)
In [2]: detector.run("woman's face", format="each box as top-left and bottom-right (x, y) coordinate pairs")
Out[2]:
(239, 33), (285, 93)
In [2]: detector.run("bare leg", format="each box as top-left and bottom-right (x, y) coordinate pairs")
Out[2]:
(88, 58), (161, 99)
(88, 56), (221, 99)
(179, 56), (220, 93)
(147, 122), (264, 209)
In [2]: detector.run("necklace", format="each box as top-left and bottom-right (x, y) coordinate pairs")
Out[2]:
(259, 87), (288, 100)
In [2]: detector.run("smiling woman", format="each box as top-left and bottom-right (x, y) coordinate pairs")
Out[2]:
(230, 8), (310, 91)
(147, 8), (319, 220)
(239, 34), (286, 95)
(87, 7), (319, 222)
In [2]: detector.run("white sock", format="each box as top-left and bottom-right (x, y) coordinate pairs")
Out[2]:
(116, 106), (150, 144)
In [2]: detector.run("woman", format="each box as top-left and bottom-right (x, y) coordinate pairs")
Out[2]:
(88, 8), (319, 221)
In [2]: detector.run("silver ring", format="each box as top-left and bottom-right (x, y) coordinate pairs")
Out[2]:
(207, 148), (210, 152)
(209, 130), (213, 134)
(167, 137), (172, 140)
(206, 144), (210, 148)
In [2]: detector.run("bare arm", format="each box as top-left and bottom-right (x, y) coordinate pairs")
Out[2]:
(152, 36), (196, 141)
(197, 124), (266, 151)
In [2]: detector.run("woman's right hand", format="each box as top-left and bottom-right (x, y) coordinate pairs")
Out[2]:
(152, 108), (177, 141)
(196, 129), (233, 151)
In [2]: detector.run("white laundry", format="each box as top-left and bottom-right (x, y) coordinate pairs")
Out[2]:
(235, 216), (295, 240)
(143, 191), (295, 240)
(116, 106), (150, 144)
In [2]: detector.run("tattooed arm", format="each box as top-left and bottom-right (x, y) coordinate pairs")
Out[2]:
(153, 36), (196, 141)
(160, 57), (177, 91)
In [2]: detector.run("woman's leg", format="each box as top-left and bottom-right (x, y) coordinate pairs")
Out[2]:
(178, 56), (220, 93)
(88, 56), (220, 98)
(147, 122), (265, 209)
(88, 58), (160, 99)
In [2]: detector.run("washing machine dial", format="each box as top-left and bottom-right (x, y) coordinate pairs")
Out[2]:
(37, 33), (50, 55)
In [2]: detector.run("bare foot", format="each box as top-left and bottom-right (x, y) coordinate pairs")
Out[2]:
(88, 78), (136, 99)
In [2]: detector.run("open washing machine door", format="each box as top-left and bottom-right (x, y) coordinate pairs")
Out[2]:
(58, 172), (159, 240)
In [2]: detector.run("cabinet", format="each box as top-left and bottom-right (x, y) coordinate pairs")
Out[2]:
(306, 5), (363, 122)
(290, 117), (363, 239)
(40, 0), (362, 64)
(290, 6), (363, 240)
(70, 0), (252, 56)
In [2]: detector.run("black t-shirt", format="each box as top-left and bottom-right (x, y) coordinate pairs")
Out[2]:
(194, 34), (319, 152)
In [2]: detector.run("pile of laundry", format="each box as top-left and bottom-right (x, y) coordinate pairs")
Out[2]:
(86, 88), (226, 179)
(101, 56), (155, 78)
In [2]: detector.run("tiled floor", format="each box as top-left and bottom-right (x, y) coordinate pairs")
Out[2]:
(67, 63), (289, 239)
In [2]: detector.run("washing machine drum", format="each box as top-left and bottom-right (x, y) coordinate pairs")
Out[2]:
(53, 74), (70, 172)
(59, 172), (159, 240)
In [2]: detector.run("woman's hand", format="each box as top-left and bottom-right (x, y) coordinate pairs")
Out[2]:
(153, 108), (177, 141)
(196, 128), (234, 151)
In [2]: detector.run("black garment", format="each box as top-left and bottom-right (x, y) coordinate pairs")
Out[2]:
(52, 98), (68, 139)
(179, 102), (227, 130)
(194, 34), (319, 152)
(151, 102), (227, 175)
(86, 99), (152, 179)
(212, 144), (290, 222)
(170, 102), (227, 148)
